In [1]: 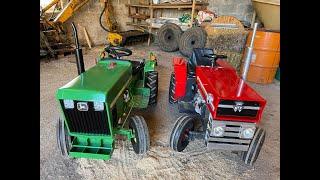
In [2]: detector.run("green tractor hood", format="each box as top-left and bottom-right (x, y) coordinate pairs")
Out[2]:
(56, 60), (132, 104)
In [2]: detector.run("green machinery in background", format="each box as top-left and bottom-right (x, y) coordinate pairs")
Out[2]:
(56, 23), (158, 160)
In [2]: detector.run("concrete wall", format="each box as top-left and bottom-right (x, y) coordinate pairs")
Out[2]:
(63, 0), (254, 46)
(207, 0), (254, 24)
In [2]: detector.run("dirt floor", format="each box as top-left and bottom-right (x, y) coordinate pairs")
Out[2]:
(40, 44), (280, 180)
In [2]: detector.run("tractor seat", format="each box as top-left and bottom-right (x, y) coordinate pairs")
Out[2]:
(188, 48), (214, 75)
(131, 60), (145, 75)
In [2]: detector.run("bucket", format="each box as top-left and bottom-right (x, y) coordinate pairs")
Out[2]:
(252, 0), (280, 31)
(241, 30), (280, 84)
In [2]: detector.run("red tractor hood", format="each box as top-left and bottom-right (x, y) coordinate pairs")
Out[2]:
(196, 60), (265, 100)
(196, 60), (266, 122)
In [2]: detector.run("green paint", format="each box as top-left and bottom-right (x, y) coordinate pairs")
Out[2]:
(69, 135), (114, 160)
(56, 60), (132, 104)
(114, 128), (134, 140)
(144, 60), (156, 73)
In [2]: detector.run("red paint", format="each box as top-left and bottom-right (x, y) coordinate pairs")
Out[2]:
(196, 59), (266, 123)
(173, 57), (187, 100)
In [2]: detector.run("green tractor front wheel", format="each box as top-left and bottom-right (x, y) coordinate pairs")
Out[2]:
(129, 116), (150, 154)
(56, 118), (72, 157)
(145, 71), (158, 105)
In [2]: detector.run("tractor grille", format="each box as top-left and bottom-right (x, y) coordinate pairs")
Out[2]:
(217, 100), (260, 118)
(60, 100), (110, 135)
(206, 120), (255, 151)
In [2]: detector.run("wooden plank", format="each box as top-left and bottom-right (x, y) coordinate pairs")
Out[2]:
(129, 14), (150, 20)
(125, 3), (208, 9)
(40, 31), (55, 57)
(190, 0), (196, 27)
(83, 27), (92, 49)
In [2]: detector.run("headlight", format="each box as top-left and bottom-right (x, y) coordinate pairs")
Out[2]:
(240, 127), (255, 139)
(93, 102), (104, 111)
(63, 99), (74, 109)
(212, 126), (224, 137)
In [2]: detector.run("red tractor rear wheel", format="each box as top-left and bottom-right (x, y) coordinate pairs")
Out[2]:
(168, 73), (177, 104)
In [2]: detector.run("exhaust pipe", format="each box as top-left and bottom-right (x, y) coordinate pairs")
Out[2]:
(236, 23), (258, 97)
(71, 22), (85, 75)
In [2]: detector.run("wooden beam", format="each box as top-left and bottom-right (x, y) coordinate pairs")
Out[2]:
(190, 0), (196, 27)
(83, 27), (92, 49)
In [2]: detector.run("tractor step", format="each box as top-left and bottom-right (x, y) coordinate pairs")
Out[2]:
(69, 136), (114, 160)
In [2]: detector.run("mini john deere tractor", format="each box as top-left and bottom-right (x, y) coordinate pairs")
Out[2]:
(56, 23), (158, 160)
(168, 23), (267, 165)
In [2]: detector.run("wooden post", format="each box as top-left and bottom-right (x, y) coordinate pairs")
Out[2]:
(148, 4), (154, 46)
(83, 27), (92, 49)
(190, 0), (196, 27)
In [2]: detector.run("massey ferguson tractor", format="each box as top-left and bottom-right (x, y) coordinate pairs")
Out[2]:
(55, 23), (158, 160)
(168, 23), (267, 165)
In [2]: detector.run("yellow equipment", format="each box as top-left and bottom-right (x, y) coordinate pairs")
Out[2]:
(42, 0), (90, 25)
(107, 32), (123, 46)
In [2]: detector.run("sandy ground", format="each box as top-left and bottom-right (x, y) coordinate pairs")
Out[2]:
(40, 44), (280, 180)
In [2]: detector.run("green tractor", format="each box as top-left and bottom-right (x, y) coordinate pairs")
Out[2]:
(56, 23), (158, 160)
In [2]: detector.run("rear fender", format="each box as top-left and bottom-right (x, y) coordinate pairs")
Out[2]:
(173, 57), (187, 100)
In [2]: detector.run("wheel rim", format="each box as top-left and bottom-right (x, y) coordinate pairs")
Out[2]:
(176, 121), (194, 151)
(129, 122), (139, 153)
(164, 30), (174, 42)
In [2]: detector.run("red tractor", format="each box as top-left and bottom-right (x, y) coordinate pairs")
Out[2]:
(168, 24), (267, 165)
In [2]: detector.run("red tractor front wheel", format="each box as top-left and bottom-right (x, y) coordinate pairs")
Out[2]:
(241, 127), (266, 165)
(169, 115), (195, 152)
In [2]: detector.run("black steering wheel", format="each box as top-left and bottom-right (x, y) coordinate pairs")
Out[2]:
(105, 46), (132, 59)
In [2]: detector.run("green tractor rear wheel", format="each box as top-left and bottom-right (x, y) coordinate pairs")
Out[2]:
(129, 115), (150, 154)
(146, 71), (158, 105)
(56, 118), (72, 157)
